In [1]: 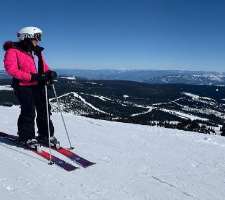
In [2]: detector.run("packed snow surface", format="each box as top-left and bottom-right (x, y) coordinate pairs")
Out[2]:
(0, 106), (225, 200)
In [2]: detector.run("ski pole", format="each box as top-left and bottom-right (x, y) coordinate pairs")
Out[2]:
(44, 84), (54, 165)
(51, 84), (74, 149)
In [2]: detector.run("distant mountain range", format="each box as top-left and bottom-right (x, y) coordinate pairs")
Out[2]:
(57, 69), (225, 85)
(0, 71), (9, 79)
(1, 69), (225, 85)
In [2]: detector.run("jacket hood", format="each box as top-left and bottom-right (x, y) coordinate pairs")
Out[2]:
(3, 40), (35, 52)
(3, 41), (16, 51)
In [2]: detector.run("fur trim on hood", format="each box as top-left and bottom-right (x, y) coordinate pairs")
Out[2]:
(3, 41), (16, 51)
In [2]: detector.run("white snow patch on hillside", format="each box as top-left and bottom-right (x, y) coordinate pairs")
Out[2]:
(183, 92), (200, 100)
(182, 92), (216, 105)
(161, 108), (209, 121)
(86, 82), (103, 86)
(79, 93), (112, 102)
(60, 76), (76, 80)
(131, 106), (154, 117)
(182, 106), (225, 120)
(182, 92), (214, 101)
(0, 106), (225, 200)
(131, 96), (209, 121)
(51, 92), (107, 114)
(72, 92), (107, 114)
(0, 85), (13, 91)
(89, 94), (112, 102)
(153, 97), (184, 106)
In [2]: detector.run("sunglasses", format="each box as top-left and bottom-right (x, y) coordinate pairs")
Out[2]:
(33, 33), (42, 41)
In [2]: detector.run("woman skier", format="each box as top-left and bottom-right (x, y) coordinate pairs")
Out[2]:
(3, 26), (59, 149)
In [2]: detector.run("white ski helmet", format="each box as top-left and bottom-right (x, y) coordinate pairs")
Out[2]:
(17, 26), (42, 41)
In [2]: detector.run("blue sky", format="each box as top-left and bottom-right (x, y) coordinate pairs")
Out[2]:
(0, 0), (225, 71)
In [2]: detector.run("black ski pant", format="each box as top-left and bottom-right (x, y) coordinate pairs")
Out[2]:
(14, 85), (54, 141)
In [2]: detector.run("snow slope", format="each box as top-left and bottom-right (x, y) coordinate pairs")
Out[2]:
(0, 106), (225, 200)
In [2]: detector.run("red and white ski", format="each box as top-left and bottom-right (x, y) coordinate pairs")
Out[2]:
(51, 146), (95, 168)
(0, 132), (78, 172)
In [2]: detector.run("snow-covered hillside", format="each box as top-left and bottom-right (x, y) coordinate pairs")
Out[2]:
(0, 106), (225, 200)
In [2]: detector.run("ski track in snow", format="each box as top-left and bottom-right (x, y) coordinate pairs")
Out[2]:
(151, 176), (198, 199)
(0, 106), (225, 200)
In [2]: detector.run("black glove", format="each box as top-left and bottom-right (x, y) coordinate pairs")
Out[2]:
(31, 71), (57, 85)
(47, 70), (58, 83)
(31, 73), (49, 84)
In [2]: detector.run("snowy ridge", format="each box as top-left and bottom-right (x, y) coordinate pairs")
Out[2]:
(55, 70), (225, 85)
(72, 92), (107, 114)
(182, 92), (216, 105)
(0, 106), (225, 200)
(51, 92), (108, 114)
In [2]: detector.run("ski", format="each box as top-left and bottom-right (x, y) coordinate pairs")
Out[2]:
(34, 150), (78, 171)
(0, 132), (78, 172)
(37, 138), (95, 167)
(51, 146), (96, 168)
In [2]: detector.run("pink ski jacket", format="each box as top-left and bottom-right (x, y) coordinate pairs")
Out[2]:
(3, 41), (50, 86)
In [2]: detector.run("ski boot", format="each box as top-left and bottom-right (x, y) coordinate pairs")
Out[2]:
(22, 138), (41, 152)
(37, 136), (60, 149)
(50, 136), (61, 149)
